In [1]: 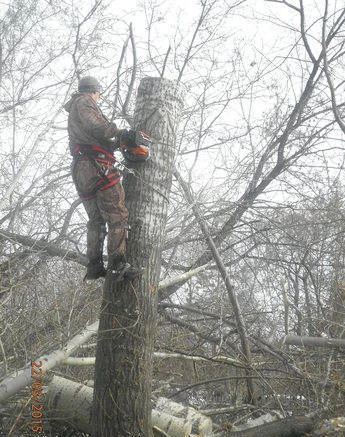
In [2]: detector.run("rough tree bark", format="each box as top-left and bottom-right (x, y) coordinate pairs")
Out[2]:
(92, 77), (184, 437)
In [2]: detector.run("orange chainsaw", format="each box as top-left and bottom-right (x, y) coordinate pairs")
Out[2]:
(119, 129), (151, 162)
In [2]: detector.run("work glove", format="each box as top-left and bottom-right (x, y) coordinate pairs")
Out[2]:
(118, 129), (136, 148)
(118, 129), (152, 149)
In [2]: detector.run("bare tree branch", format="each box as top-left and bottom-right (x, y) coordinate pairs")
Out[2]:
(322, 0), (345, 134)
(161, 45), (171, 78)
(174, 168), (257, 404)
(264, 0), (300, 13)
(110, 35), (129, 122)
(71, 0), (103, 78)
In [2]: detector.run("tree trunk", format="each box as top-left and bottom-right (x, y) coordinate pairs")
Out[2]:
(92, 77), (184, 437)
(330, 280), (345, 338)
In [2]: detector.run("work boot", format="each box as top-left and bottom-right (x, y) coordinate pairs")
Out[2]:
(84, 257), (106, 281)
(107, 253), (140, 281)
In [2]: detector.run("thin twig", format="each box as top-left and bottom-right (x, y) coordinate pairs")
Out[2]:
(161, 45), (171, 78)
(299, 0), (316, 64)
(177, 1), (214, 83)
(71, 1), (103, 78)
(122, 22), (137, 123)
(8, 397), (31, 436)
(264, 0), (300, 12)
(111, 35), (129, 122)
(146, 5), (161, 76)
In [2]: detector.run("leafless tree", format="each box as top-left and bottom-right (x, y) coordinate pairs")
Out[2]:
(0, 0), (345, 435)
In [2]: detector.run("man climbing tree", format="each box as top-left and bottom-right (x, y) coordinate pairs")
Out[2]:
(65, 76), (149, 280)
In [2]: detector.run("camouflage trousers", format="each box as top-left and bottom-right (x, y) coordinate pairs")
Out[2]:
(72, 158), (128, 261)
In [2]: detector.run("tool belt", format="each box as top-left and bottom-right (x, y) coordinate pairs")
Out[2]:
(71, 144), (120, 200)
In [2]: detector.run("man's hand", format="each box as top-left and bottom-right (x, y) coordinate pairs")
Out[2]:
(118, 129), (152, 149)
(118, 129), (136, 148)
(118, 129), (151, 162)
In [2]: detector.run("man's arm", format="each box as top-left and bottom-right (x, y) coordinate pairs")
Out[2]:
(76, 96), (118, 142)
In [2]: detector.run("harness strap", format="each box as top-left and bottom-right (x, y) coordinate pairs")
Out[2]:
(73, 144), (115, 161)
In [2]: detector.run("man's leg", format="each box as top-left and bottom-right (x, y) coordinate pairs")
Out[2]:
(82, 198), (107, 279)
(96, 182), (132, 274)
(73, 158), (107, 279)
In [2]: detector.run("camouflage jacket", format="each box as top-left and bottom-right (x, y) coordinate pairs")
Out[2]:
(64, 93), (118, 153)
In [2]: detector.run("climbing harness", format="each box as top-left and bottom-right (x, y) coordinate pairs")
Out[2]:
(71, 131), (156, 201)
(71, 144), (121, 200)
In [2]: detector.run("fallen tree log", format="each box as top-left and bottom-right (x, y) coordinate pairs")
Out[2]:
(62, 353), (244, 368)
(0, 322), (244, 405)
(224, 416), (314, 437)
(46, 375), (210, 437)
(46, 376), (314, 437)
(283, 335), (345, 349)
(154, 397), (212, 436)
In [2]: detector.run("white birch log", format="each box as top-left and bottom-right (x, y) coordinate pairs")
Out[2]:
(46, 376), (211, 437)
(62, 352), (243, 367)
(283, 335), (345, 349)
(46, 375), (92, 432)
(62, 357), (96, 366)
(151, 410), (192, 437)
(158, 264), (210, 291)
(155, 397), (213, 436)
(0, 321), (99, 403)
